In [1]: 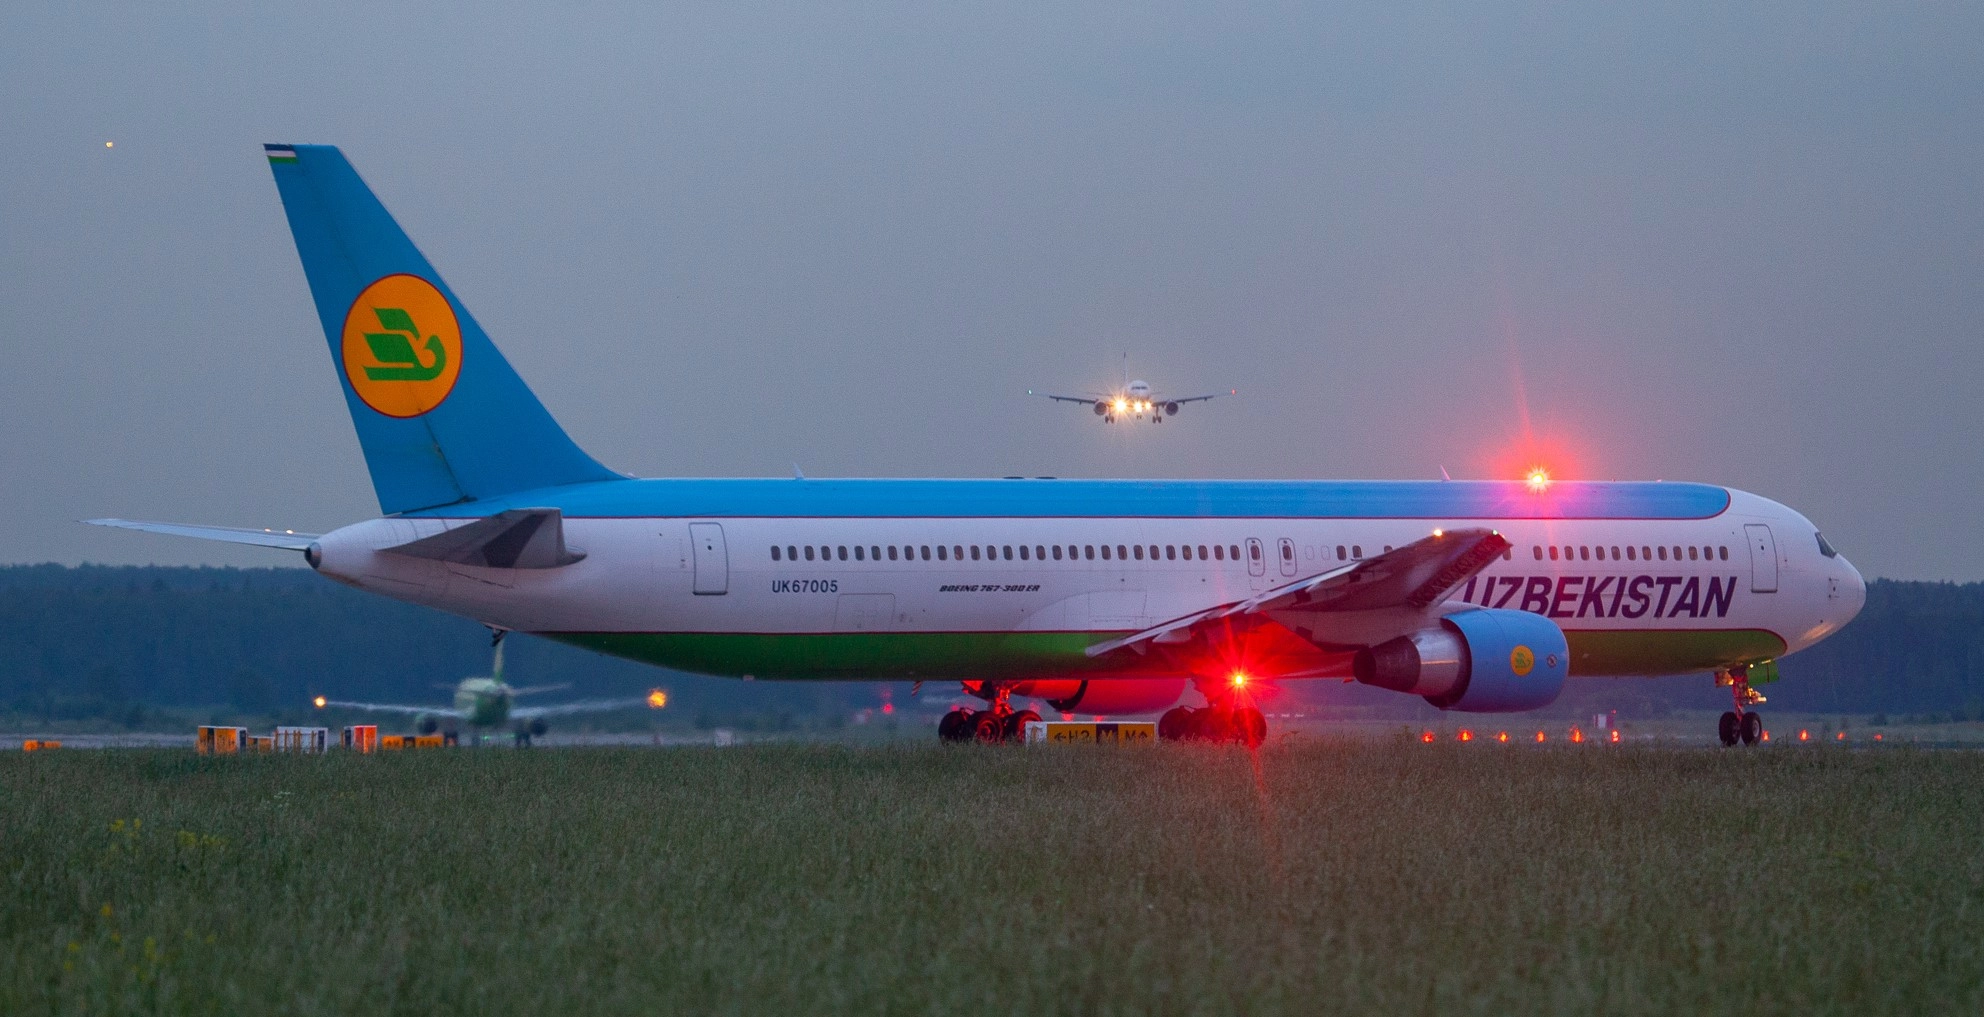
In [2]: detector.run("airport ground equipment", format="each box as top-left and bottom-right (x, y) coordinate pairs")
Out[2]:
(20, 740), (62, 751)
(342, 725), (379, 752)
(196, 726), (248, 755)
(90, 144), (1868, 749)
(274, 727), (330, 753)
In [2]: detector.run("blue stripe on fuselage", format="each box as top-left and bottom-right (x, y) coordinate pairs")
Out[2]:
(398, 478), (1731, 521)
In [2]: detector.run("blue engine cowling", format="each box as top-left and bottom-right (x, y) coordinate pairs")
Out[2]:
(1351, 608), (1568, 712)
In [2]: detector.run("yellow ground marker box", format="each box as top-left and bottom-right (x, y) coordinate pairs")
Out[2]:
(1023, 721), (1157, 745)
(196, 726), (249, 755)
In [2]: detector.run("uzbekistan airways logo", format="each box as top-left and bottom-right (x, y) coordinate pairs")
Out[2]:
(340, 274), (463, 418)
(1510, 645), (1536, 677)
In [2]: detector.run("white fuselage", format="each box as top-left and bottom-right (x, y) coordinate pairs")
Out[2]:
(310, 485), (1864, 684)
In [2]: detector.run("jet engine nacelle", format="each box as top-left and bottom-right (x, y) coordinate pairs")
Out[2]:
(1093, 401), (1109, 416)
(1352, 609), (1568, 712)
(1164, 401), (1179, 416)
(1009, 678), (1189, 715)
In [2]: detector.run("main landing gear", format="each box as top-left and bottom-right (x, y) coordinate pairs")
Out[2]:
(1716, 666), (1766, 747)
(938, 683), (1040, 744)
(1158, 679), (1266, 747)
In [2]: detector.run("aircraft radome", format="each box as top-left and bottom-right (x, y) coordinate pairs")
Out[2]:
(92, 144), (1866, 748)
(1030, 355), (1234, 423)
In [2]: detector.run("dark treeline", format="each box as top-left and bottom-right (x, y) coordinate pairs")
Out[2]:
(0, 565), (864, 725)
(0, 567), (1978, 723)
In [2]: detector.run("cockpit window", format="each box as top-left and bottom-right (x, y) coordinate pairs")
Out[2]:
(1815, 532), (1838, 558)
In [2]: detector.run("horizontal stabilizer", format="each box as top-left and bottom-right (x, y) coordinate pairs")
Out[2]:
(86, 519), (319, 551)
(383, 509), (585, 569)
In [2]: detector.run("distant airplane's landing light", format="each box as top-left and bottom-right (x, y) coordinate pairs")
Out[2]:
(105, 141), (113, 148)
(312, 695), (327, 709)
(1525, 468), (1551, 493)
(647, 689), (668, 709)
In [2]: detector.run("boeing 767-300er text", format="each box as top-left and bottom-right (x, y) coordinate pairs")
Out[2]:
(93, 145), (1866, 747)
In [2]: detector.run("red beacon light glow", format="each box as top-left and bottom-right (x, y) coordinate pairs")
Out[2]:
(1229, 671), (1250, 689)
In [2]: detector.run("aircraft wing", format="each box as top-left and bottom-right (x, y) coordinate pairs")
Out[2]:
(511, 697), (653, 720)
(1161, 390), (1233, 405)
(319, 699), (465, 718)
(1030, 391), (1102, 405)
(1086, 528), (1510, 659)
(86, 519), (318, 551)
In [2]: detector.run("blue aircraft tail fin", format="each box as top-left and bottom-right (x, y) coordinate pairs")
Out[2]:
(264, 144), (620, 514)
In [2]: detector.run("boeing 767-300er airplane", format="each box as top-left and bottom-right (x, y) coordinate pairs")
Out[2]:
(93, 145), (1866, 747)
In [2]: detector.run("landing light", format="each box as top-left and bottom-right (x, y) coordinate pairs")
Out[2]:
(1525, 468), (1551, 493)
(1114, 399), (1128, 412)
(646, 689), (668, 709)
(1432, 528), (1444, 538)
(312, 695), (327, 709)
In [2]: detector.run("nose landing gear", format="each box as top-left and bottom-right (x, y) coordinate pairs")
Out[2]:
(1716, 667), (1767, 746)
(937, 683), (1039, 744)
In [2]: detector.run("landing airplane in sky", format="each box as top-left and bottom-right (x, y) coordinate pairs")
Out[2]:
(93, 144), (1865, 748)
(311, 642), (660, 745)
(1030, 358), (1232, 423)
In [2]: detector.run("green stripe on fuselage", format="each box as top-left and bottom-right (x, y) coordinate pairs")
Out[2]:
(1564, 629), (1786, 676)
(547, 628), (1787, 682)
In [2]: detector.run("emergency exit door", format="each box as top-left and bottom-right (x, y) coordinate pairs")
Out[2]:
(689, 523), (728, 595)
(1744, 523), (1778, 593)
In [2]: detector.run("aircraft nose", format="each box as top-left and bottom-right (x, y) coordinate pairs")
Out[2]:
(1835, 557), (1867, 627)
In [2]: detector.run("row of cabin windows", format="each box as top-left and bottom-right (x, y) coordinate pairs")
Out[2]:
(1532, 544), (1729, 563)
(771, 543), (1246, 563)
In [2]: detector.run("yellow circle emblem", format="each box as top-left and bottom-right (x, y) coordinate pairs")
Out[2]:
(341, 274), (463, 418)
(1510, 645), (1536, 677)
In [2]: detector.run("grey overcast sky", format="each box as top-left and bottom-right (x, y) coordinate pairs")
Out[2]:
(2, 3), (1979, 578)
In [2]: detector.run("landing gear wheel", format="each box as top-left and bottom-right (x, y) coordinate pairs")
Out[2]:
(1004, 709), (1041, 742)
(1718, 711), (1740, 747)
(970, 712), (1007, 744)
(1741, 711), (1763, 745)
(1234, 707), (1267, 748)
(1158, 707), (1193, 742)
(938, 708), (974, 743)
(1193, 708), (1233, 743)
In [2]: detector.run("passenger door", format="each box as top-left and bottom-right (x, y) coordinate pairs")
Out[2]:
(689, 522), (729, 595)
(1743, 523), (1778, 593)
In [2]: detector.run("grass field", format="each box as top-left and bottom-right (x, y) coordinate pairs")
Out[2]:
(3, 741), (1981, 1015)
